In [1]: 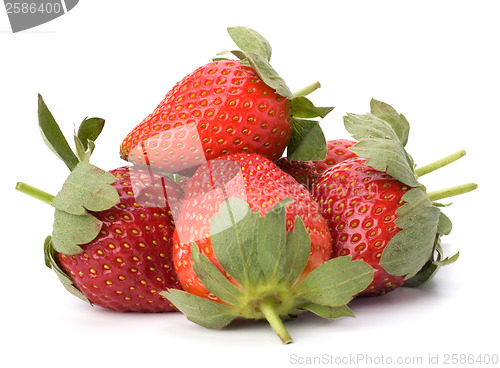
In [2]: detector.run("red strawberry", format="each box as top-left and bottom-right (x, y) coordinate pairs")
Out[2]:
(120, 60), (292, 174)
(172, 153), (332, 301)
(313, 157), (407, 295)
(313, 103), (477, 296)
(275, 157), (319, 188)
(163, 152), (373, 343)
(120, 27), (333, 175)
(56, 166), (184, 312)
(17, 95), (185, 312)
(313, 139), (358, 174)
(276, 139), (358, 191)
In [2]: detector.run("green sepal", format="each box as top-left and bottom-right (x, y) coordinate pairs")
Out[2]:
(294, 256), (374, 306)
(208, 197), (298, 289)
(219, 49), (292, 97)
(73, 134), (87, 162)
(38, 94), (79, 171)
(380, 188), (441, 279)
(432, 238), (459, 267)
(370, 99), (410, 146)
(280, 216), (311, 286)
(403, 260), (439, 288)
(436, 252), (460, 267)
(404, 237), (459, 288)
(301, 303), (355, 319)
(254, 198), (293, 284)
(190, 242), (244, 305)
(245, 52), (293, 98)
(287, 118), (327, 161)
(437, 211), (453, 236)
(86, 140), (96, 159)
(216, 49), (247, 62)
(227, 26), (272, 62)
(212, 56), (231, 62)
(43, 236), (91, 304)
(290, 96), (334, 119)
(209, 197), (263, 288)
(52, 161), (119, 216)
(161, 289), (238, 329)
(51, 210), (102, 255)
(224, 27), (293, 98)
(77, 117), (105, 152)
(344, 113), (418, 187)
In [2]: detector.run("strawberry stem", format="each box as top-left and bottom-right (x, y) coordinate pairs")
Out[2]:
(415, 150), (466, 177)
(293, 81), (321, 97)
(427, 183), (478, 202)
(260, 296), (292, 344)
(16, 182), (55, 206)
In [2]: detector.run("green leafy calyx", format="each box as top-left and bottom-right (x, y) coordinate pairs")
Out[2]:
(162, 198), (374, 344)
(17, 94), (120, 300)
(370, 98), (410, 147)
(343, 112), (418, 187)
(52, 162), (118, 216)
(35, 95), (119, 255)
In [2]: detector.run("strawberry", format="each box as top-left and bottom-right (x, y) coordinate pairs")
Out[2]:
(275, 157), (319, 188)
(313, 99), (477, 296)
(16, 95), (184, 312)
(173, 153), (332, 299)
(55, 166), (184, 312)
(120, 27), (333, 174)
(313, 139), (358, 174)
(161, 153), (374, 343)
(314, 157), (409, 295)
(120, 59), (291, 173)
(276, 139), (358, 190)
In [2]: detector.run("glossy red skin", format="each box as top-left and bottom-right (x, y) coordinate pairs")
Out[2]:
(120, 60), (292, 174)
(276, 140), (358, 192)
(275, 157), (319, 188)
(312, 139), (358, 174)
(173, 153), (332, 302)
(313, 157), (408, 296)
(58, 167), (184, 312)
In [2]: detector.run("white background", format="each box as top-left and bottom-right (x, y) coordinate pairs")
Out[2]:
(1, 1), (499, 367)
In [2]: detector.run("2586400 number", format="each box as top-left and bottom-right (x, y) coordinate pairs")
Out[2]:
(5, 2), (63, 14)
(444, 354), (498, 365)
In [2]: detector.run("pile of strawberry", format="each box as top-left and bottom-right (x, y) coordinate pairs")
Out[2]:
(17, 27), (477, 344)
